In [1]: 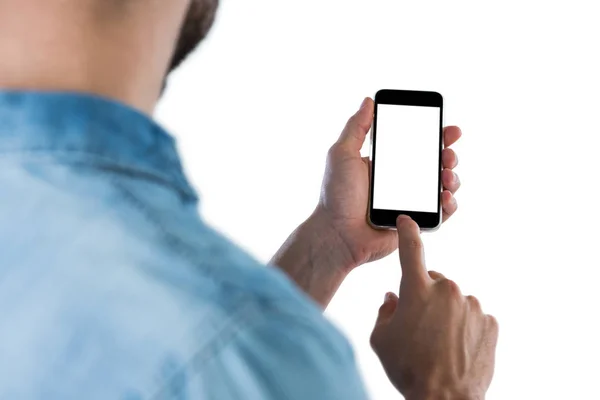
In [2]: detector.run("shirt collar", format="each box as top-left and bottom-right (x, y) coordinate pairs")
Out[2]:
(0, 90), (197, 201)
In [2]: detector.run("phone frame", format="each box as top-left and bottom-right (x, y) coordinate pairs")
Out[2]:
(368, 89), (444, 231)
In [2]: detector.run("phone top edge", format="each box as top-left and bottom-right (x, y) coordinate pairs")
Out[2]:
(374, 89), (443, 107)
(375, 89), (442, 97)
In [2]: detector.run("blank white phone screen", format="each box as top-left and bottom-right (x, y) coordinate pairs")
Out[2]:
(373, 104), (440, 213)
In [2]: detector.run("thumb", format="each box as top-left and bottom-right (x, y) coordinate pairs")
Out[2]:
(375, 292), (398, 327)
(336, 97), (374, 150)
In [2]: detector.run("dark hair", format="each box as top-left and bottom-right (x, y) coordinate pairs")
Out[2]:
(168, 0), (219, 73)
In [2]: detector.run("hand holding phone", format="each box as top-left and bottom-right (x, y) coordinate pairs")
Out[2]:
(311, 96), (460, 271)
(369, 89), (445, 231)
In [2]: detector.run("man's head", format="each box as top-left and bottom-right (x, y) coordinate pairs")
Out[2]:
(0, 0), (219, 113)
(169, 0), (219, 75)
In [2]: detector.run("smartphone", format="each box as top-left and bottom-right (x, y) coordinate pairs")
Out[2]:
(368, 89), (444, 231)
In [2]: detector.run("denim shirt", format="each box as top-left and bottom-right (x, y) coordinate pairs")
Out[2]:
(0, 92), (369, 400)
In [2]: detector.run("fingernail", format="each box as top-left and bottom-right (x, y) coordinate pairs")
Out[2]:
(385, 292), (396, 302)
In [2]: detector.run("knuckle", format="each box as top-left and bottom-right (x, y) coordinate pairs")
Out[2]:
(369, 329), (382, 352)
(486, 314), (499, 332)
(344, 115), (361, 133)
(326, 144), (339, 158)
(438, 278), (461, 298)
(326, 144), (345, 161)
(428, 270), (444, 280)
(347, 114), (357, 126)
(369, 331), (376, 348)
(466, 295), (482, 312)
(407, 238), (423, 250)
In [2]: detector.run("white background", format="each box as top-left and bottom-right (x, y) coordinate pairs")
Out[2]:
(373, 104), (440, 213)
(156, 1), (600, 398)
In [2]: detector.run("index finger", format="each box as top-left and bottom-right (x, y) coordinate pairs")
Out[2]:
(396, 216), (431, 290)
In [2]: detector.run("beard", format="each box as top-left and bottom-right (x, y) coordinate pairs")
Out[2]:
(168, 0), (219, 73)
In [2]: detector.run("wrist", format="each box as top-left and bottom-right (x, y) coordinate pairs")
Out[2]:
(304, 206), (358, 273)
(270, 208), (355, 308)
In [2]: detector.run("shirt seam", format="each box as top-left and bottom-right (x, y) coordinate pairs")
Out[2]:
(149, 303), (325, 400)
(0, 148), (197, 201)
(148, 299), (265, 400)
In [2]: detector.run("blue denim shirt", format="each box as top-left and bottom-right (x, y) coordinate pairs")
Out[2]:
(0, 91), (369, 400)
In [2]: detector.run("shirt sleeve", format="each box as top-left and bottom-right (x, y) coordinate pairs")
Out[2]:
(198, 309), (370, 400)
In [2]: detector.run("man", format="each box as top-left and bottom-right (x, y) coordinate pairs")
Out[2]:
(0, 0), (498, 399)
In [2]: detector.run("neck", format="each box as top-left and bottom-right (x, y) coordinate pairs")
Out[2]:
(0, 1), (189, 115)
